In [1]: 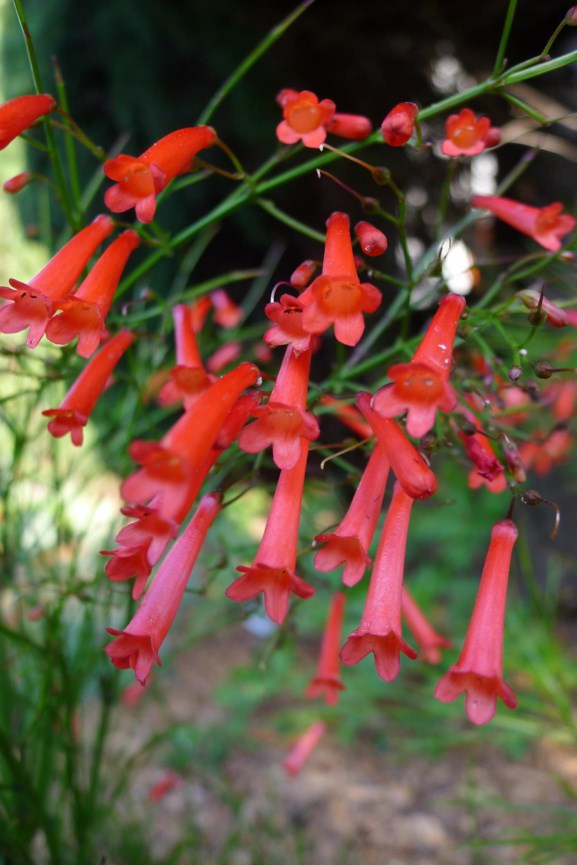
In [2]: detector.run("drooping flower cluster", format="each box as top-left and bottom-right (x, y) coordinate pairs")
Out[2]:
(2, 43), (576, 775)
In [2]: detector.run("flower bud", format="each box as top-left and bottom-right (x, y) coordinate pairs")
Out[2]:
(381, 102), (418, 146)
(354, 221), (388, 256)
(3, 171), (32, 194)
(508, 365), (523, 382)
(290, 259), (317, 289)
(566, 6), (577, 24)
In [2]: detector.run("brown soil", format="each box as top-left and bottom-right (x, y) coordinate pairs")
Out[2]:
(105, 625), (577, 865)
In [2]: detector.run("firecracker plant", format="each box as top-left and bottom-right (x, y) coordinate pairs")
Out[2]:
(2, 4), (577, 844)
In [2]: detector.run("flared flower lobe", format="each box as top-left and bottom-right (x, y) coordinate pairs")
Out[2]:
(434, 519), (518, 725)
(299, 212), (381, 346)
(276, 89), (335, 148)
(472, 195), (576, 252)
(104, 126), (217, 222)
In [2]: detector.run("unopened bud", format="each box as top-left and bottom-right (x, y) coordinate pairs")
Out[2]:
(502, 437), (527, 484)
(508, 365), (523, 382)
(3, 171), (32, 194)
(354, 221), (388, 256)
(566, 6), (577, 24)
(290, 260), (317, 290)
(534, 361), (553, 379)
(381, 102), (419, 147)
(371, 166), (391, 185)
(361, 197), (380, 214)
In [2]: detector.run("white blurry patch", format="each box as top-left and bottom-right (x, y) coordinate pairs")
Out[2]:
(439, 238), (476, 295)
(471, 152), (499, 196)
(243, 611), (277, 639)
(430, 51), (475, 95)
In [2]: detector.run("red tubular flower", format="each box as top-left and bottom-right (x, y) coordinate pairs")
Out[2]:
(122, 362), (260, 519)
(206, 342), (242, 373)
(210, 288), (243, 329)
(401, 587), (452, 664)
(326, 113), (372, 140)
(381, 102), (418, 147)
(441, 108), (498, 157)
(45, 230), (140, 357)
(314, 443), (390, 586)
(519, 427), (572, 475)
(283, 721), (327, 777)
(372, 293), (466, 438)
(0, 214), (114, 348)
(105, 491), (221, 686)
(0, 93), (56, 150)
(103, 126), (217, 223)
(42, 329), (134, 446)
(356, 392), (437, 500)
(320, 396), (373, 440)
(264, 294), (313, 354)
(306, 591), (346, 705)
(340, 481), (417, 681)
(237, 345), (319, 470)
(472, 195), (576, 252)
(460, 421), (507, 493)
(276, 89), (336, 148)
(434, 519), (518, 725)
(354, 221), (388, 256)
(106, 390), (262, 597)
(226, 445), (315, 624)
(158, 304), (215, 409)
(299, 212), (382, 346)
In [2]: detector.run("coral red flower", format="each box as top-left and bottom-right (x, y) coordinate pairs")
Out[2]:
(299, 212), (382, 346)
(0, 93), (56, 150)
(276, 89), (335, 148)
(434, 519), (518, 725)
(157, 304), (215, 409)
(519, 427), (572, 475)
(314, 443), (390, 586)
(401, 587), (452, 664)
(381, 102), (418, 147)
(283, 721), (327, 777)
(0, 214), (114, 348)
(45, 230), (140, 357)
(103, 126), (217, 223)
(372, 293), (466, 438)
(206, 341), (242, 373)
(264, 294), (313, 354)
(122, 362), (260, 519)
(42, 329), (135, 446)
(441, 108), (498, 157)
(458, 409), (507, 493)
(226, 445), (315, 624)
(105, 390), (261, 597)
(354, 221), (388, 256)
(326, 113), (372, 140)
(306, 592), (346, 705)
(472, 195), (576, 252)
(320, 396), (372, 440)
(105, 492), (221, 685)
(356, 392), (437, 499)
(210, 288), (243, 329)
(340, 481), (417, 681)
(238, 345), (319, 470)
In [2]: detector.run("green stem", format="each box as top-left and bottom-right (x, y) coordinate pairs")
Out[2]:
(257, 198), (325, 242)
(196, 0), (314, 124)
(11, 0), (78, 230)
(492, 0), (518, 76)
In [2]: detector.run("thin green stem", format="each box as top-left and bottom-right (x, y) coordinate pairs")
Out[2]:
(11, 0), (78, 229)
(498, 49), (577, 86)
(52, 57), (81, 211)
(257, 198), (325, 242)
(500, 90), (548, 126)
(196, 0), (314, 124)
(492, 0), (518, 76)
